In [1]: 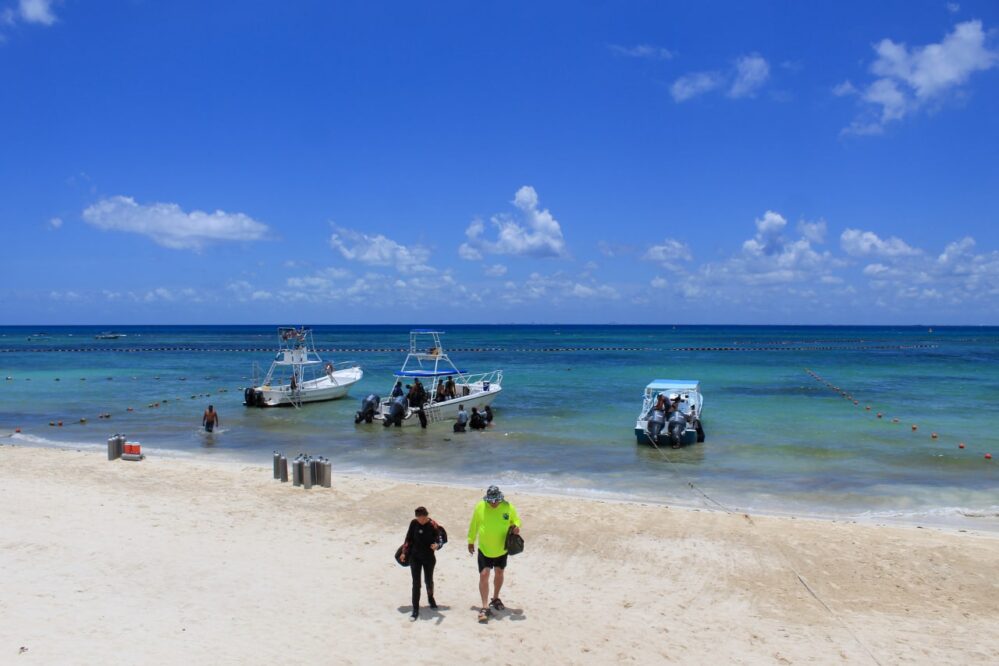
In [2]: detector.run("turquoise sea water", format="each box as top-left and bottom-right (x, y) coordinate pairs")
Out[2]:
(2, 325), (997, 530)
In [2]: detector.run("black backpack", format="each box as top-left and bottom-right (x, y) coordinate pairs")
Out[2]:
(432, 520), (448, 549)
(505, 527), (524, 556)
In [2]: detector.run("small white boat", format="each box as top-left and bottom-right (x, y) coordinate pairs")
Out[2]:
(368, 330), (502, 427)
(94, 331), (125, 339)
(244, 327), (362, 408)
(635, 379), (705, 447)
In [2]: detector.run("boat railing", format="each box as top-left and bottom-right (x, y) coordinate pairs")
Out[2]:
(327, 359), (360, 371)
(457, 369), (503, 391)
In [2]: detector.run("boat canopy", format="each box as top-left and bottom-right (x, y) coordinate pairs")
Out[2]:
(394, 369), (467, 377)
(645, 379), (700, 392)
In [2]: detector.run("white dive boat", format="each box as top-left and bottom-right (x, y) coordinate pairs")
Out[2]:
(244, 327), (362, 408)
(634, 379), (705, 447)
(366, 330), (502, 427)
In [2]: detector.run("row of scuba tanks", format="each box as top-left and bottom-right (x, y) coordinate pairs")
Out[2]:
(272, 452), (332, 489)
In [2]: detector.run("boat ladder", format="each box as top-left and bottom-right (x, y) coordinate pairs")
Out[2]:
(424, 404), (444, 424)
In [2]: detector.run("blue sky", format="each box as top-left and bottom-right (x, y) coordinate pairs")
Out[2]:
(2, 1), (998, 324)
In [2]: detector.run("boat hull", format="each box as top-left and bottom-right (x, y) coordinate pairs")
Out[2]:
(375, 386), (501, 427)
(248, 368), (363, 407)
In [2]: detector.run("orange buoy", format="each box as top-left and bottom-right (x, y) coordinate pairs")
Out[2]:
(986, 453), (992, 460)
(931, 432), (938, 439)
(958, 443), (965, 449)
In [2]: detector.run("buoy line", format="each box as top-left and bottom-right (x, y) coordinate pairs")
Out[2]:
(0, 343), (938, 354)
(804, 368), (992, 462)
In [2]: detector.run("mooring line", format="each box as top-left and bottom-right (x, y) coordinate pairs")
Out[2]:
(642, 432), (882, 665)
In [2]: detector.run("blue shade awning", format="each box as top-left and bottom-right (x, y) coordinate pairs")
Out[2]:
(394, 369), (466, 377)
(646, 379), (700, 391)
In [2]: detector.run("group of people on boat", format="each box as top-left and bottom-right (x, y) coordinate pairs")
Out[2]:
(646, 392), (697, 447)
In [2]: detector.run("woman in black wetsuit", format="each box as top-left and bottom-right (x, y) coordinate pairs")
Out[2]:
(399, 506), (442, 619)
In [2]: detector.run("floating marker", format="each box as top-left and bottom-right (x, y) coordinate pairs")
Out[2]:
(959, 443), (965, 449)
(911, 424), (918, 431)
(931, 432), (938, 439)
(986, 453), (992, 460)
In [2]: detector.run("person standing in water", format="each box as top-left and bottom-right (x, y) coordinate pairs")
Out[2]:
(202, 405), (220, 432)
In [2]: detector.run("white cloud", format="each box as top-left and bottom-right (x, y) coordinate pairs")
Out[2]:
(609, 44), (674, 60)
(498, 272), (619, 305)
(672, 53), (771, 103)
(677, 211), (841, 302)
(459, 186), (568, 259)
(650, 276), (668, 289)
(797, 219), (827, 244)
(841, 21), (998, 135)
(642, 239), (692, 269)
(484, 263), (507, 277)
(19, 0), (55, 25)
(330, 226), (433, 273)
(49, 290), (81, 302)
(48, 216), (62, 229)
(947, 2), (960, 13)
(729, 54), (770, 98)
(840, 228), (921, 257)
(597, 240), (635, 258)
(832, 80), (859, 96)
(82, 196), (269, 251)
(670, 71), (723, 102)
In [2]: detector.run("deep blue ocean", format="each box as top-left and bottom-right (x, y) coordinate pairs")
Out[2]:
(2, 325), (997, 530)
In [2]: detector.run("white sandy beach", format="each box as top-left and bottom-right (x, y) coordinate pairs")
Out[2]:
(1, 444), (997, 665)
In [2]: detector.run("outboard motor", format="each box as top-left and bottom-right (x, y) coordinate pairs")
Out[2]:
(355, 394), (380, 424)
(382, 396), (407, 427)
(647, 408), (666, 442)
(667, 412), (687, 447)
(244, 387), (257, 407)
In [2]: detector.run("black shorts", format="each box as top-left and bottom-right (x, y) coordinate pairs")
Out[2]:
(205, 422), (214, 433)
(477, 550), (508, 572)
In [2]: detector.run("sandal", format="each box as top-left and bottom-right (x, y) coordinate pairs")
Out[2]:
(490, 597), (505, 611)
(477, 608), (489, 623)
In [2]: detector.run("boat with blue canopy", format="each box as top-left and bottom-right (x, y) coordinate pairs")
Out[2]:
(634, 379), (705, 447)
(368, 330), (502, 428)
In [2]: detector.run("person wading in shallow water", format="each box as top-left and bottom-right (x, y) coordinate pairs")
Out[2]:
(400, 506), (443, 620)
(202, 405), (220, 432)
(467, 485), (521, 623)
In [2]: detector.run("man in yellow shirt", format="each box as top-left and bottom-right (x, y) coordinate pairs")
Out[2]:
(467, 485), (521, 623)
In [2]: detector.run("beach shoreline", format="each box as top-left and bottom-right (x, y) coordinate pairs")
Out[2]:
(2, 444), (997, 664)
(7, 430), (999, 537)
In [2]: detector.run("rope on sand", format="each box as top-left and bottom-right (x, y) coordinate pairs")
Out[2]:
(642, 432), (883, 666)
